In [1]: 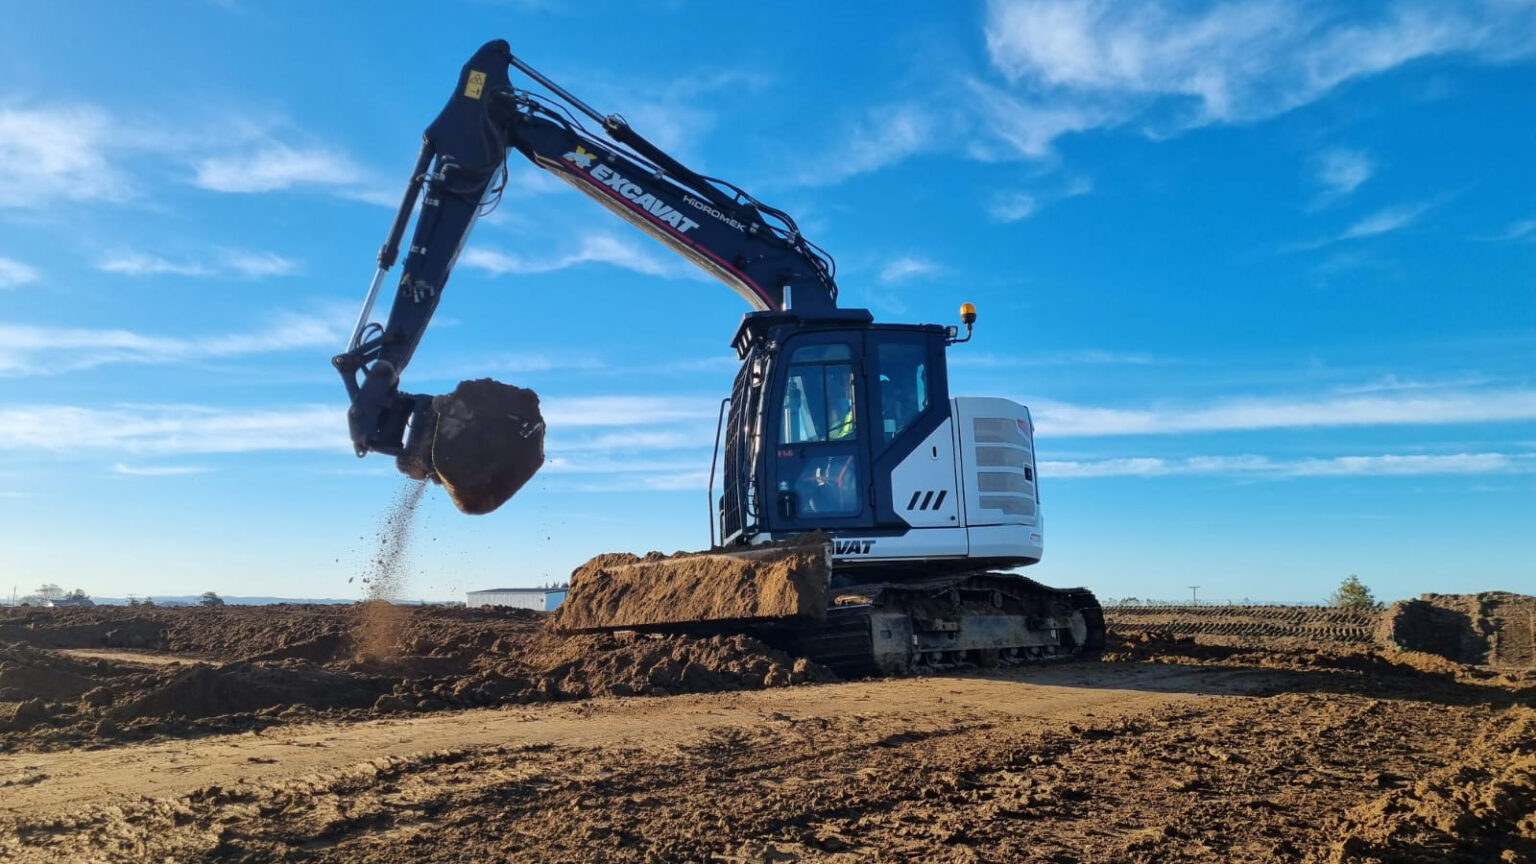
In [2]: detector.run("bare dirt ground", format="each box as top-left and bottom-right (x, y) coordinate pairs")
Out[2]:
(1, 598), (1532, 863)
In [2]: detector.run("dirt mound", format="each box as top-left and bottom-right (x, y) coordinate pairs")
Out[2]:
(0, 644), (106, 704)
(1383, 592), (1536, 669)
(554, 536), (832, 632)
(104, 662), (387, 724)
(414, 378), (545, 515)
(493, 631), (834, 699)
(1100, 630), (1505, 687)
(1324, 705), (1536, 863)
(0, 605), (833, 752)
(0, 613), (166, 651)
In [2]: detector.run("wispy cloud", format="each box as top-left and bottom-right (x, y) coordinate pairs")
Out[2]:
(983, 1), (1536, 142)
(1340, 203), (1430, 240)
(0, 404), (341, 454)
(0, 257), (39, 288)
(193, 143), (364, 194)
(552, 429), (708, 453)
(988, 176), (1093, 222)
(989, 192), (1037, 222)
(0, 105), (132, 208)
(0, 393), (719, 457)
(1044, 451), (1536, 479)
(1030, 387), (1536, 437)
(413, 352), (606, 383)
(879, 256), (939, 283)
(1331, 374), (1500, 395)
(460, 233), (700, 280)
(954, 348), (1167, 368)
(1492, 218), (1536, 242)
(0, 308), (345, 376)
(793, 104), (937, 186)
(98, 252), (210, 277)
(964, 79), (1112, 159)
(792, 2), (1535, 182)
(97, 247), (298, 279)
(0, 105), (383, 209)
(222, 250), (298, 278)
(112, 463), (211, 476)
(1315, 148), (1373, 198)
(542, 395), (720, 427)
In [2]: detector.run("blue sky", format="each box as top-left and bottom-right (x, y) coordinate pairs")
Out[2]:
(2, 0), (1532, 604)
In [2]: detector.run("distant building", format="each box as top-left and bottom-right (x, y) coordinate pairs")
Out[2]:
(47, 596), (95, 607)
(466, 588), (567, 611)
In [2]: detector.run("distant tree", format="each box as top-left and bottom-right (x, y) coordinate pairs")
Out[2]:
(1119, 596), (1141, 606)
(18, 583), (64, 605)
(198, 591), (225, 607)
(64, 588), (89, 601)
(1329, 575), (1381, 609)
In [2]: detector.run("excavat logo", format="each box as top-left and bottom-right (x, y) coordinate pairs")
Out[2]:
(564, 146), (597, 169)
(562, 151), (702, 235)
(833, 539), (876, 555)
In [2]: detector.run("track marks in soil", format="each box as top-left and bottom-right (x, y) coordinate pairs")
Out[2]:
(0, 687), (1515, 864)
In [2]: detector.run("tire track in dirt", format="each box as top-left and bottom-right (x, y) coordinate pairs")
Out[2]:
(0, 663), (1267, 818)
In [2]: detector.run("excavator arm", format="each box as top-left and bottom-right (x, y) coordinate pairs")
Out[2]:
(333, 40), (838, 471)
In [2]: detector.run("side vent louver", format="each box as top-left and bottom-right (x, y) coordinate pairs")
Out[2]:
(972, 416), (1037, 520)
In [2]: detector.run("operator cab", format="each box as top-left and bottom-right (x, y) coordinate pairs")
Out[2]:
(718, 309), (954, 544)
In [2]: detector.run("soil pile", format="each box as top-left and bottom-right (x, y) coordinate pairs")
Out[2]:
(423, 378), (545, 515)
(102, 662), (388, 724)
(0, 605), (353, 660)
(480, 631), (834, 700)
(0, 611), (166, 651)
(554, 536), (832, 632)
(1383, 592), (1536, 669)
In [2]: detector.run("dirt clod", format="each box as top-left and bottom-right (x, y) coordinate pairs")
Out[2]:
(429, 378), (545, 515)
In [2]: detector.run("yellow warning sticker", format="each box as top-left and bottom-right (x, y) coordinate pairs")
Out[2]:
(465, 70), (486, 99)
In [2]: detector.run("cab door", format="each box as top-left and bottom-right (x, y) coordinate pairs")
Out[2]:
(765, 333), (875, 532)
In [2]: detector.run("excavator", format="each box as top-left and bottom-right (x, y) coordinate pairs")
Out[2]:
(333, 40), (1103, 676)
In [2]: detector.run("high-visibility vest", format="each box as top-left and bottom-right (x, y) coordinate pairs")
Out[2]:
(829, 405), (854, 440)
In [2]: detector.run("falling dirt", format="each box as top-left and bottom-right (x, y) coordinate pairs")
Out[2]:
(355, 479), (428, 660)
(554, 535), (833, 632)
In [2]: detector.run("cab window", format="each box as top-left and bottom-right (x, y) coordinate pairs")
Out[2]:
(780, 343), (857, 444)
(875, 341), (929, 443)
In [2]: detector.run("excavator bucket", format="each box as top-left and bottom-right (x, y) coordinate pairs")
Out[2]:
(398, 378), (545, 515)
(552, 535), (832, 633)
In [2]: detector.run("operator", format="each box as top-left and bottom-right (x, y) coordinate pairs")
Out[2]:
(828, 371), (856, 440)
